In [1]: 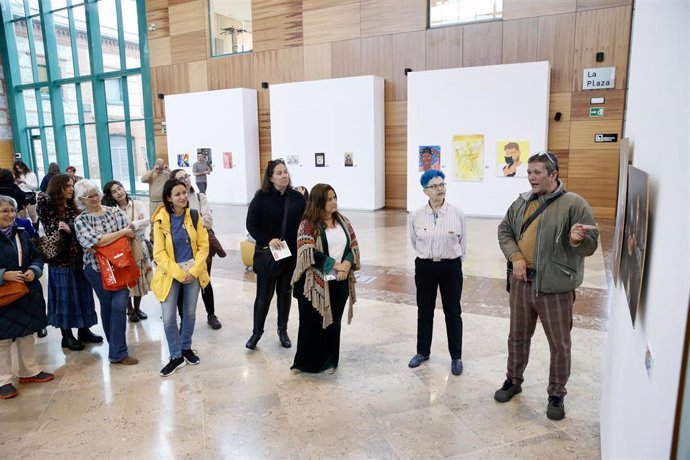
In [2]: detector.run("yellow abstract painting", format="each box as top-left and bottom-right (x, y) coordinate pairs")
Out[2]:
(453, 134), (484, 181)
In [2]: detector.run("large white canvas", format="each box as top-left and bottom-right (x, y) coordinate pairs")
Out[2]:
(270, 75), (385, 210)
(165, 88), (260, 204)
(407, 62), (550, 216)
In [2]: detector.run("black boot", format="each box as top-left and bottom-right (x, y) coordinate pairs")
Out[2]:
(245, 333), (262, 350)
(127, 305), (139, 322)
(77, 328), (103, 343)
(61, 329), (85, 351)
(278, 329), (292, 348)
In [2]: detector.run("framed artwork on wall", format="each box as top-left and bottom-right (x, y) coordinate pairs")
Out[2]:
(315, 152), (325, 167)
(612, 138), (631, 285)
(618, 165), (649, 325)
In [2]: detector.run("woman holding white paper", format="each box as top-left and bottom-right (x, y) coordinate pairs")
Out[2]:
(245, 159), (306, 350)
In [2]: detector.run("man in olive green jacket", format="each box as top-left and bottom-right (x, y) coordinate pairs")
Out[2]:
(494, 151), (598, 421)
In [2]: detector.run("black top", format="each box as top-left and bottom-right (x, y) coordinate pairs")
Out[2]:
(246, 188), (306, 257)
(0, 181), (28, 210)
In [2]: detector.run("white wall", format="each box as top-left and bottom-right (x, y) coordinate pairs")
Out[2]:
(600, 1), (690, 458)
(406, 62), (550, 216)
(164, 88), (260, 205)
(269, 75), (385, 210)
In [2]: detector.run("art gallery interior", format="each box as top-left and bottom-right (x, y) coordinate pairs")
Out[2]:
(0, 0), (688, 458)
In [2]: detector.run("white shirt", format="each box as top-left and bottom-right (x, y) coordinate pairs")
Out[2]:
(409, 201), (467, 261)
(325, 225), (347, 264)
(119, 199), (150, 239)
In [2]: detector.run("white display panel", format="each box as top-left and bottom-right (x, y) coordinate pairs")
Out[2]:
(165, 88), (260, 204)
(407, 62), (550, 216)
(269, 75), (385, 211)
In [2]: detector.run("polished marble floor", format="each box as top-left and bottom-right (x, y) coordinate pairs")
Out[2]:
(1, 205), (612, 459)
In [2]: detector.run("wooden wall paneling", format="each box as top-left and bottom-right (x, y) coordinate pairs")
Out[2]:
(149, 37), (172, 67)
(168, 0), (205, 36)
(252, 0), (302, 21)
(154, 134), (168, 160)
(385, 101), (407, 127)
(425, 25), (463, 71)
(207, 53), (255, 90)
(251, 1), (303, 52)
(360, 0), (427, 38)
(462, 21), (502, 68)
(391, 31), (426, 102)
(146, 0), (169, 11)
(567, 148), (618, 214)
(503, 0), (575, 20)
(331, 39), (362, 78)
(385, 124), (407, 208)
(572, 6), (632, 91)
(303, 0), (357, 10)
(537, 13), (576, 92)
(0, 140), (13, 169)
(571, 89), (624, 120)
(253, 47), (304, 86)
(187, 60), (208, 92)
(569, 119), (622, 150)
(170, 30), (207, 64)
(168, 0), (196, 6)
(576, 0), (632, 11)
(150, 64), (190, 118)
(548, 92), (571, 150)
(303, 43), (332, 81)
(258, 110), (272, 171)
(145, 6), (170, 40)
(303, 3), (360, 45)
(360, 35), (395, 101)
(502, 18), (539, 64)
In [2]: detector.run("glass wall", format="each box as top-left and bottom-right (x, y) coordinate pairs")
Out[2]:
(429, 0), (502, 27)
(0, 0), (154, 195)
(208, 0), (252, 57)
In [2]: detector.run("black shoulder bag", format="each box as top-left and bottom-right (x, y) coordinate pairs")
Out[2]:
(253, 196), (290, 277)
(506, 191), (566, 292)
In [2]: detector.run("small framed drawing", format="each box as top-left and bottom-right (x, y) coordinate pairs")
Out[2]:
(315, 152), (325, 167)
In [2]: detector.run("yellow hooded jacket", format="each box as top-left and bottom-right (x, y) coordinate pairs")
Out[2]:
(150, 205), (210, 301)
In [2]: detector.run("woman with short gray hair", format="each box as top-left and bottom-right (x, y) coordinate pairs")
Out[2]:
(0, 195), (53, 399)
(74, 180), (139, 365)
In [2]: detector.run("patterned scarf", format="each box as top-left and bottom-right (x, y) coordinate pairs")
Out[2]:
(291, 214), (361, 328)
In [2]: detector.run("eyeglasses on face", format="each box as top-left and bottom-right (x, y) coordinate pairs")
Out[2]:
(425, 182), (447, 190)
(84, 193), (100, 200)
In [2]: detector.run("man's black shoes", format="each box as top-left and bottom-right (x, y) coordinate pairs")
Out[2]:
(494, 379), (522, 402)
(547, 395), (565, 420)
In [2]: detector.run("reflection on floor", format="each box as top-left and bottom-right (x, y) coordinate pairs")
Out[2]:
(2, 206), (611, 459)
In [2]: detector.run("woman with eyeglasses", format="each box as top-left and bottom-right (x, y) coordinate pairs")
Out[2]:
(102, 180), (152, 323)
(74, 180), (138, 365)
(290, 184), (360, 374)
(0, 195), (54, 400)
(37, 174), (101, 351)
(245, 159), (306, 350)
(407, 170), (467, 376)
(170, 169), (222, 330)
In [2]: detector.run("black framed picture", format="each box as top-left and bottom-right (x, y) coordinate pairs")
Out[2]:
(315, 152), (325, 167)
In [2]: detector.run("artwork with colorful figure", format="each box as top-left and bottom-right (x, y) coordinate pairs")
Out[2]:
(418, 145), (441, 172)
(223, 152), (233, 169)
(452, 134), (484, 181)
(496, 140), (530, 177)
(177, 153), (190, 167)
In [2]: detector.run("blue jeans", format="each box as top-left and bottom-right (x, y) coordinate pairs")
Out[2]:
(161, 278), (200, 359)
(83, 266), (130, 362)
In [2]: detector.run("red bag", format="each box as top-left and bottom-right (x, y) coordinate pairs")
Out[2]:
(95, 237), (140, 291)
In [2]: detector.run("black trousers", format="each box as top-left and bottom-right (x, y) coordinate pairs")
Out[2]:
(178, 256), (214, 318)
(291, 279), (349, 372)
(252, 261), (294, 334)
(414, 257), (463, 359)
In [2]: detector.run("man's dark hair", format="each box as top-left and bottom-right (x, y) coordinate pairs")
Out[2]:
(528, 151), (560, 176)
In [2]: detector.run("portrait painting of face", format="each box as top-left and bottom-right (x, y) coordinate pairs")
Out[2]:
(496, 140), (530, 178)
(418, 145), (441, 172)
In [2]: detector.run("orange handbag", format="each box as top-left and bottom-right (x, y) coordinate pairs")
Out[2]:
(1, 234), (30, 307)
(95, 237), (140, 291)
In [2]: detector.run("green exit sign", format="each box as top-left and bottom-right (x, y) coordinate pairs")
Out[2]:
(589, 107), (604, 117)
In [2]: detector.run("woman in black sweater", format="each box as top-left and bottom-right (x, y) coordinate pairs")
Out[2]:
(245, 159), (305, 350)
